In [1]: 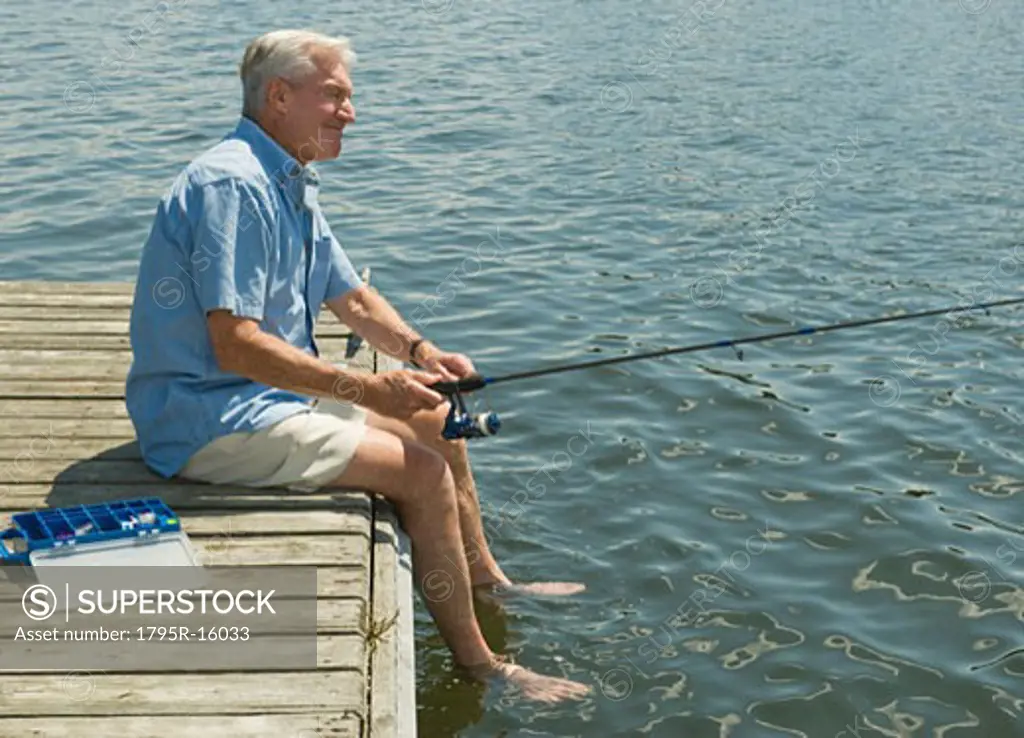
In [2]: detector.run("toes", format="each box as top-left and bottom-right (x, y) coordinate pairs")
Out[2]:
(485, 581), (587, 598)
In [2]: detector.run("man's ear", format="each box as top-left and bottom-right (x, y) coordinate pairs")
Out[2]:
(264, 78), (291, 115)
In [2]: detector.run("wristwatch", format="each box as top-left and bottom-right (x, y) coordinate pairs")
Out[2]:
(409, 338), (428, 367)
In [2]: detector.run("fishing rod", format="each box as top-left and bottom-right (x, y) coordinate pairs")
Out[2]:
(430, 295), (1024, 440)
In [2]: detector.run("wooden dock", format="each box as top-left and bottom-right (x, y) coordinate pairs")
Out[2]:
(0, 281), (416, 737)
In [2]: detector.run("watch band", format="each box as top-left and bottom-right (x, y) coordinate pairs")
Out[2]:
(409, 338), (427, 366)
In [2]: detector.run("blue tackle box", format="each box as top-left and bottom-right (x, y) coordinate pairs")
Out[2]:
(0, 497), (200, 567)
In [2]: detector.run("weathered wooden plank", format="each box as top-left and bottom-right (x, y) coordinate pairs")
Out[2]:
(176, 510), (372, 537)
(371, 501), (399, 737)
(0, 365), (128, 380)
(0, 634), (365, 674)
(0, 596), (363, 636)
(0, 371), (363, 393)
(299, 590), (369, 634)
(0, 671), (363, 715)
(0, 714), (361, 738)
(0, 281), (134, 295)
(0, 350), (134, 363)
(0, 334), (133, 350)
(183, 535), (368, 567)
(0, 460), (373, 500)
(0, 362), (358, 388)
(0, 321), (137, 335)
(0, 306), (134, 319)
(0, 438), (388, 463)
(0, 505), (372, 536)
(0, 419), (134, 437)
(0, 460), (372, 488)
(0, 293), (135, 307)
(0, 308), (346, 332)
(317, 567), (369, 600)
(0, 335), (354, 352)
(0, 439), (139, 459)
(0, 566), (362, 601)
(0, 400), (129, 419)
(0, 459), (179, 483)
(0, 485), (371, 512)
(10, 535), (372, 572)
(0, 320), (352, 337)
(0, 570), (365, 606)
(0, 381), (124, 397)
(369, 500), (415, 738)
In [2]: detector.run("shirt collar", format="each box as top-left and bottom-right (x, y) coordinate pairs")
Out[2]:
(230, 116), (320, 208)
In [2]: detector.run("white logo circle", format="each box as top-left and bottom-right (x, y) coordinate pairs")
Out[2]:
(690, 275), (724, 308)
(22, 584), (58, 621)
(63, 81), (96, 113)
(599, 82), (634, 114)
(599, 667), (634, 701)
(867, 375), (901, 407)
(421, 0), (456, 15)
(152, 276), (185, 309)
(62, 670), (98, 702)
(959, 0), (991, 14)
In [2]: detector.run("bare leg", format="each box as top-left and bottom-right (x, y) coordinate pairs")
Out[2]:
(365, 406), (505, 586)
(365, 406), (585, 596)
(326, 424), (590, 703)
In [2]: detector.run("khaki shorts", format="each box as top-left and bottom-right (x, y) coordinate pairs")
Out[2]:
(179, 397), (369, 492)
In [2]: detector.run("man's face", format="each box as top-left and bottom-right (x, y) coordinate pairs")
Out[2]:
(281, 55), (355, 165)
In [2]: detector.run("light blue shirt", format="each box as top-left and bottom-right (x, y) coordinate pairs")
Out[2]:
(126, 116), (363, 478)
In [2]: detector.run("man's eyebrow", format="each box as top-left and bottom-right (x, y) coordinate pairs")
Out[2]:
(324, 81), (353, 94)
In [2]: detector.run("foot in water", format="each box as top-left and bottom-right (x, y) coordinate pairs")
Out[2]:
(476, 581), (587, 598)
(468, 656), (591, 704)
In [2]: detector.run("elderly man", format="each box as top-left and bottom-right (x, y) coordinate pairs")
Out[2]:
(125, 29), (588, 703)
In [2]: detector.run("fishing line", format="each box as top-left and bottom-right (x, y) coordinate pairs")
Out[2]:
(433, 295), (1024, 396)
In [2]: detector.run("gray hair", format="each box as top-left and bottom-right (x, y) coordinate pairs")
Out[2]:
(239, 30), (356, 117)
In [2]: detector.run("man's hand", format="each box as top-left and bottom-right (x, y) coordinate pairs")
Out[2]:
(362, 370), (447, 419)
(416, 344), (476, 381)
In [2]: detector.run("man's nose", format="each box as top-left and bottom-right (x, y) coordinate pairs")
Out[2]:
(338, 101), (355, 124)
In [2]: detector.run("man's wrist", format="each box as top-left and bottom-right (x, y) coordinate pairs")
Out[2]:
(408, 337), (426, 366)
(409, 338), (439, 367)
(328, 365), (370, 405)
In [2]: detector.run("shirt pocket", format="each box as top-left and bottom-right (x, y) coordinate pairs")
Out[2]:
(306, 233), (333, 317)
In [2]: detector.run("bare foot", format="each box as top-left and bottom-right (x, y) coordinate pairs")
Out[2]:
(468, 656), (591, 704)
(477, 581), (587, 599)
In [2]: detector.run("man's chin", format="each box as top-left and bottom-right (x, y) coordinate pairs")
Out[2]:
(320, 134), (343, 160)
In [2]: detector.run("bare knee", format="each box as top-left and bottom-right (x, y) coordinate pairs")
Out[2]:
(407, 404), (450, 443)
(415, 407), (472, 464)
(323, 427), (455, 512)
(404, 442), (457, 510)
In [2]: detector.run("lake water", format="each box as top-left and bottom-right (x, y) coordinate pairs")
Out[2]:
(3, 0), (1023, 735)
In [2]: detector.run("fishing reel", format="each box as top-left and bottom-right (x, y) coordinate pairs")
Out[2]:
(442, 390), (500, 440)
(433, 375), (500, 440)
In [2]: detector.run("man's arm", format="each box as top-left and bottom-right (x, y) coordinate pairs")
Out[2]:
(325, 284), (436, 366)
(207, 310), (365, 400)
(319, 234), (475, 380)
(208, 310), (446, 416)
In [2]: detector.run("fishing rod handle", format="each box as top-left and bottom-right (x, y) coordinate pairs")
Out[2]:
(431, 374), (489, 395)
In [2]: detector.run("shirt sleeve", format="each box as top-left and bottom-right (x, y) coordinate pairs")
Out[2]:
(188, 178), (275, 320)
(324, 226), (363, 301)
